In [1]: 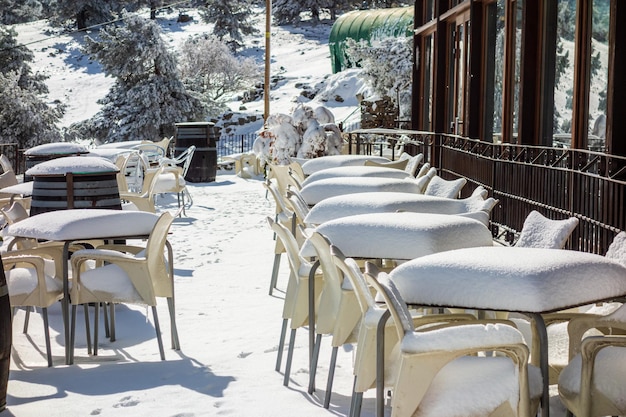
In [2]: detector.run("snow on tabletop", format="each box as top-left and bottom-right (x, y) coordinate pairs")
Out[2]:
(25, 156), (119, 176)
(301, 166), (412, 187)
(300, 154), (391, 175)
(300, 211), (493, 259)
(299, 176), (425, 205)
(304, 191), (496, 225)
(6, 209), (159, 241)
(389, 246), (626, 313)
(24, 142), (89, 155)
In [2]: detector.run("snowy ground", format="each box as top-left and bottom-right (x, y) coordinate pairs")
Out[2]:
(3, 170), (583, 417)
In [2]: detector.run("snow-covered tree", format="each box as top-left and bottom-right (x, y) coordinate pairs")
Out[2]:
(0, 26), (64, 147)
(0, 0), (43, 24)
(50, 0), (130, 29)
(197, 0), (258, 50)
(345, 36), (413, 119)
(178, 34), (260, 115)
(75, 11), (204, 143)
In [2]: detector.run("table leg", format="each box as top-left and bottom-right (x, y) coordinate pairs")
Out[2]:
(62, 241), (71, 365)
(308, 260), (320, 393)
(376, 309), (391, 417)
(528, 313), (549, 417)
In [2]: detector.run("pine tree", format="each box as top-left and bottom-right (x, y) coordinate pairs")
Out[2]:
(75, 11), (205, 143)
(0, 0), (43, 24)
(50, 0), (130, 30)
(198, 0), (258, 50)
(0, 26), (64, 147)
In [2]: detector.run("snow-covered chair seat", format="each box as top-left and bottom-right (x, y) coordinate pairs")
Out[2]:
(301, 166), (413, 188)
(299, 175), (435, 206)
(3, 253), (63, 367)
(364, 267), (543, 417)
(304, 188), (497, 225)
(558, 301), (626, 417)
(300, 211), (494, 260)
(300, 154), (392, 176)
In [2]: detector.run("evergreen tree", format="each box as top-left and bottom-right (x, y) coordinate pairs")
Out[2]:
(0, 0), (43, 24)
(50, 0), (130, 30)
(198, 0), (258, 50)
(0, 26), (64, 147)
(75, 11), (204, 143)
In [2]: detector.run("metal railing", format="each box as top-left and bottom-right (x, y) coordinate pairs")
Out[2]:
(345, 129), (626, 255)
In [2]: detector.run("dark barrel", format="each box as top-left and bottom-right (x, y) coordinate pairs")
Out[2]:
(25, 156), (122, 216)
(175, 122), (221, 183)
(30, 173), (122, 216)
(0, 257), (10, 413)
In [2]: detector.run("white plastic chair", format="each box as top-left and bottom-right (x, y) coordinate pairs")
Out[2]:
(3, 254), (63, 367)
(364, 264), (543, 417)
(266, 217), (323, 386)
(153, 145), (196, 215)
(306, 230), (362, 408)
(69, 211), (179, 361)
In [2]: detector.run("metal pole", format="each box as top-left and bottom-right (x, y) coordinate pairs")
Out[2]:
(264, 0), (272, 122)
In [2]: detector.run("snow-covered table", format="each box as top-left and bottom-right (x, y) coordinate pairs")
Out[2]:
(299, 176), (428, 205)
(387, 246), (626, 417)
(6, 209), (162, 365)
(300, 154), (391, 176)
(300, 211), (493, 259)
(300, 211), (494, 386)
(304, 191), (497, 225)
(301, 166), (412, 188)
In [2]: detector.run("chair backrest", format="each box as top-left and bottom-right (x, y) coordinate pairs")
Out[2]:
(177, 145), (196, 177)
(263, 179), (294, 222)
(605, 231), (626, 267)
(364, 158), (408, 170)
(267, 162), (302, 193)
(307, 231), (348, 334)
(363, 262), (414, 342)
(1, 201), (29, 225)
(515, 210), (579, 249)
(330, 244), (375, 316)
(0, 154), (13, 173)
(146, 211), (175, 297)
(0, 154), (18, 199)
(286, 188), (310, 226)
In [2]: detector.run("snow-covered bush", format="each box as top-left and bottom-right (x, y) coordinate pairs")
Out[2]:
(179, 34), (261, 116)
(253, 104), (342, 165)
(344, 35), (413, 120)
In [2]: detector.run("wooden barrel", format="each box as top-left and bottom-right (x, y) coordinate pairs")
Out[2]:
(0, 257), (10, 412)
(175, 122), (221, 183)
(26, 156), (122, 216)
(30, 173), (122, 216)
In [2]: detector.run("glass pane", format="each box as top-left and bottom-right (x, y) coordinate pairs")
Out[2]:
(589, 0), (609, 151)
(553, 0), (576, 148)
(512, 0), (523, 143)
(423, 34), (434, 131)
(492, 0), (506, 143)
